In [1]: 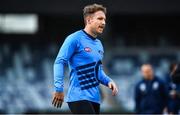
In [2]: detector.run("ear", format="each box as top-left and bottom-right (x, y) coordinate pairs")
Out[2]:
(86, 16), (91, 24)
(87, 15), (94, 24)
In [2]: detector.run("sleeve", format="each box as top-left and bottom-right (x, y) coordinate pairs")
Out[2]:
(54, 36), (77, 92)
(97, 41), (112, 86)
(98, 64), (113, 86)
(160, 80), (169, 108)
(135, 84), (141, 113)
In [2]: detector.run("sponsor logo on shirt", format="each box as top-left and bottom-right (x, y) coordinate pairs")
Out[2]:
(84, 47), (92, 52)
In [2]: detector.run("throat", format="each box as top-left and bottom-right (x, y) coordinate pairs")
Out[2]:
(83, 29), (97, 40)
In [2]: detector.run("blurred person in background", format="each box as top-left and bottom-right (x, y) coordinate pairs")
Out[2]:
(166, 63), (180, 114)
(52, 3), (118, 114)
(135, 64), (168, 114)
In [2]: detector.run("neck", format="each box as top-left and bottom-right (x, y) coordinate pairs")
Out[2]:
(84, 26), (97, 38)
(145, 76), (154, 80)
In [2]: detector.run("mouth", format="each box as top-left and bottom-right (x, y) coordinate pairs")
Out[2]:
(98, 25), (105, 30)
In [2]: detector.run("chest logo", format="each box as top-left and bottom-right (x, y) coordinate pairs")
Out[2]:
(153, 82), (159, 90)
(140, 83), (146, 92)
(84, 47), (92, 52)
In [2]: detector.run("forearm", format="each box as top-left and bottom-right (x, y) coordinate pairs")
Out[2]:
(135, 87), (141, 113)
(100, 74), (112, 86)
(98, 65), (112, 86)
(54, 58), (66, 92)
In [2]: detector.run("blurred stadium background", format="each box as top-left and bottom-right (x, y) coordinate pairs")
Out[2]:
(0, 0), (180, 114)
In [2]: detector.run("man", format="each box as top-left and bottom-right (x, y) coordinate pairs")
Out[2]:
(166, 63), (180, 114)
(52, 3), (118, 114)
(135, 64), (168, 114)
(171, 63), (180, 84)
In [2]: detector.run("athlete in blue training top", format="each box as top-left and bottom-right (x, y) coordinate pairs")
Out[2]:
(52, 3), (118, 114)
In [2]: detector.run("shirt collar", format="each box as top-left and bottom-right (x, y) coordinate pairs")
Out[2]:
(82, 29), (97, 40)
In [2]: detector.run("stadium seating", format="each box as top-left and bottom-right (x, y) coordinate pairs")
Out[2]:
(0, 43), (179, 113)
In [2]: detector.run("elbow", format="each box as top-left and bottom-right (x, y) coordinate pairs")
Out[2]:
(53, 58), (66, 75)
(54, 57), (67, 65)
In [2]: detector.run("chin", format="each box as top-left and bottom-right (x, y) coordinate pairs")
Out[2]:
(97, 30), (103, 34)
(96, 32), (103, 36)
(94, 29), (104, 36)
(98, 31), (103, 34)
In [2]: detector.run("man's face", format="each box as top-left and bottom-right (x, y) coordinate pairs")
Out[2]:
(87, 11), (106, 35)
(141, 65), (154, 80)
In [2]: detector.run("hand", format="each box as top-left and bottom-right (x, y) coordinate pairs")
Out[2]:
(170, 90), (177, 98)
(163, 107), (168, 114)
(108, 81), (118, 96)
(52, 92), (64, 108)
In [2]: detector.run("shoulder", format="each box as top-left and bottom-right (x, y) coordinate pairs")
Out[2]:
(96, 38), (101, 42)
(96, 38), (104, 48)
(66, 30), (82, 40)
(96, 38), (102, 44)
(64, 30), (82, 44)
(154, 76), (165, 85)
(155, 76), (162, 82)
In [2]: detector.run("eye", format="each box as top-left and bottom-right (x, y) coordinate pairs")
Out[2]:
(98, 17), (104, 20)
(97, 17), (106, 22)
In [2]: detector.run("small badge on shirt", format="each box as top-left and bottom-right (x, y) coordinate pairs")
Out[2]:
(84, 47), (92, 52)
(140, 83), (146, 92)
(153, 82), (159, 90)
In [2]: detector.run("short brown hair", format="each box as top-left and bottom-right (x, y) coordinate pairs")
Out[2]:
(83, 3), (106, 19)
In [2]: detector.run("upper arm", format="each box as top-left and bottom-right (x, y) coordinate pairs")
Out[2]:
(135, 84), (141, 102)
(55, 36), (78, 64)
(135, 84), (141, 111)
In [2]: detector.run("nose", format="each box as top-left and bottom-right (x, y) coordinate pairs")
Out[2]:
(102, 19), (106, 25)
